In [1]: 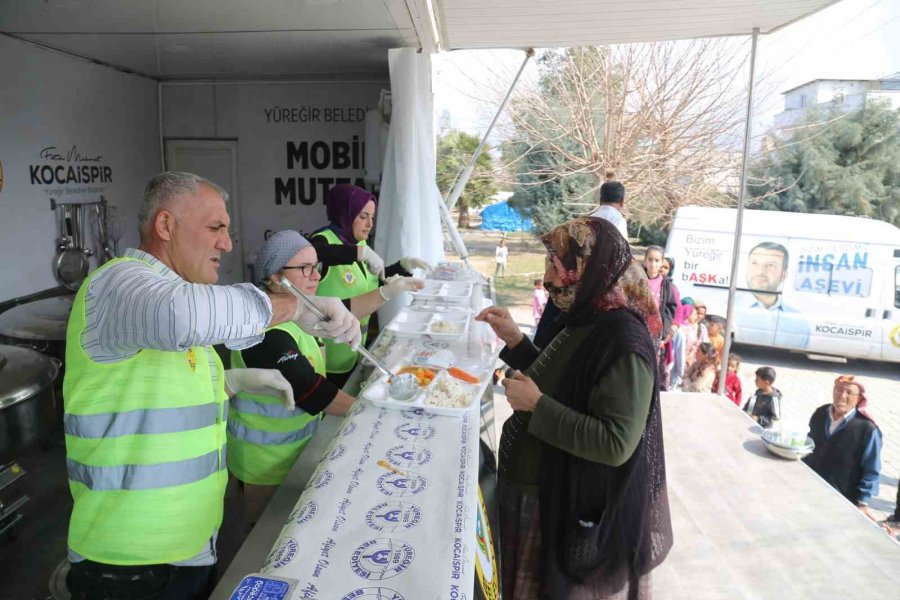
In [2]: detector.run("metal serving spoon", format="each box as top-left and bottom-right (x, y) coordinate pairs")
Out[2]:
(275, 277), (419, 401)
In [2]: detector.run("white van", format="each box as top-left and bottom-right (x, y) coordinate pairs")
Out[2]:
(665, 206), (900, 362)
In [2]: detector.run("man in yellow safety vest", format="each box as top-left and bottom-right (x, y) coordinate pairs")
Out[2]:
(63, 172), (360, 599)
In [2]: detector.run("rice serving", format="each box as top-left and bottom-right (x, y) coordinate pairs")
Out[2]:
(425, 377), (472, 408)
(429, 319), (460, 334)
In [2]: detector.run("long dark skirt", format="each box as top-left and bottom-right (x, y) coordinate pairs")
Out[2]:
(499, 476), (652, 600)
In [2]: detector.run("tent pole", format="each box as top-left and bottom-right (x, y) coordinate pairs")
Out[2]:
(444, 48), (534, 212)
(437, 189), (472, 264)
(438, 48), (534, 263)
(717, 28), (759, 395)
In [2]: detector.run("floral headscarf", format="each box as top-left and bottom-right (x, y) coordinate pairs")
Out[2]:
(540, 217), (663, 339)
(834, 375), (878, 427)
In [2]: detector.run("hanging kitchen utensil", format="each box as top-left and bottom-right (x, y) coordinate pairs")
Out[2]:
(105, 204), (122, 257)
(76, 203), (93, 258)
(94, 198), (113, 262)
(52, 198), (70, 252)
(55, 204), (89, 291)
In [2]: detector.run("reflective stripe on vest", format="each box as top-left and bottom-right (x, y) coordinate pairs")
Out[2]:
(312, 228), (379, 373)
(226, 418), (320, 446)
(64, 403), (219, 438)
(227, 321), (324, 485)
(229, 396), (296, 419)
(67, 446), (226, 491)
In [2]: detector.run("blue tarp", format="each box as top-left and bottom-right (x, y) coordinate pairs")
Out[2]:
(479, 200), (533, 232)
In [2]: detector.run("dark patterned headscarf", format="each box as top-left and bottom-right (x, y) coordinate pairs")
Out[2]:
(540, 217), (663, 339)
(324, 184), (377, 245)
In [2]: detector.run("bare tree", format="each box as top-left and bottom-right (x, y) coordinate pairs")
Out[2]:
(499, 40), (757, 228)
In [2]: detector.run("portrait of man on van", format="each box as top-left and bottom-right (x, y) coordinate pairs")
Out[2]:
(739, 241), (810, 348)
(745, 242), (796, 311)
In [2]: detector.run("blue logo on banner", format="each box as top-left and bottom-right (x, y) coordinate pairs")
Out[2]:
(263, 537), (299, 571)
(341, 421), (358, 437)
(311, 469), (334, 489)
(350, 539), (415, 580)
(340, 588), (406, 600)
(229, 575), (292, 600)
(393, 423), (435, 441)
(286, 500), (317, 525)
(328, 444), (347, 460)
(385, 445), (432, 467)
(365, 501), (422, 532)
(400, 408), (436, 420)
(376, 472), (427, 497)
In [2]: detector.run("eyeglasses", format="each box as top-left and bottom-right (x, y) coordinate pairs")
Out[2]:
(281, 262), (322, 277)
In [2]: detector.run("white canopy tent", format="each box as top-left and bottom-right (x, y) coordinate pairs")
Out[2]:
(1, 0), (841, 375)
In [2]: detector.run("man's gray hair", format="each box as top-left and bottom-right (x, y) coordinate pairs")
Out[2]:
(138, 172), (229, 236)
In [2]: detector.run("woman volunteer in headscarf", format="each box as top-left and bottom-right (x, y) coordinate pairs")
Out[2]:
(803, 375), (883, 519)
(311, 184), (433, 385)
(476, 217), (673, 600)
(228, 231), (420, 519)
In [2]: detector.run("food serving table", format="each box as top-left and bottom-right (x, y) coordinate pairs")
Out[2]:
(212, 271), (500, 600)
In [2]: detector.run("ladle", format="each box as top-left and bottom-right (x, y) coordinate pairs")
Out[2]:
(276, 277), (419, 401)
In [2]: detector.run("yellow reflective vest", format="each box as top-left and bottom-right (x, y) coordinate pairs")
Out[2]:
(64, 257), (228, 565)
(311, 228), (379, 374)
(228, 321), (325, 485)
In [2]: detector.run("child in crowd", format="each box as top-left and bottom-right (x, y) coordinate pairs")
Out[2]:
(694, 300), (708, 323)
(643, 246), (678, 389)
(679, 301), (706, 370)
(682, 343), (717, 393)
(642, 246), (677, 328)
(705, 316), (725, 367)
(532, 279), (548, 325)
(494, 239), (509, 278)
(713, 354), (743, 406)
(743, 366), (782, 429)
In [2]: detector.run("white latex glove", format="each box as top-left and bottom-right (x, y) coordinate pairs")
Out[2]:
(294, 295), (362, 350)
(379, 276), (426, 301)
(225, 368), (295, 410)
(358, 246), (386, 280)
(399, 257), (434, 274)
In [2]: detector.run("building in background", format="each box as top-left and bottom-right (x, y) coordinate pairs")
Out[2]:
(773, 74), (900, 133)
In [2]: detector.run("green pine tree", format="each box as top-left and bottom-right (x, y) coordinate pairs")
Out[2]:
(436, 130), (498, 228)
(750, 101), (900, 226)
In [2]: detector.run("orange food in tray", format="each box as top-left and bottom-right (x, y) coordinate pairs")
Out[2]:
(396, 366), (437, 387)
(448, 367), (480, 384)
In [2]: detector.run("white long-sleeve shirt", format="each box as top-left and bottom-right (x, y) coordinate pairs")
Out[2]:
(81, 248), (272, 363)
(590, 204), (628, 240)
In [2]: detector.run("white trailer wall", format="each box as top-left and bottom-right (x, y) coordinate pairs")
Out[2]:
(161, 82), (385, 269)
(0, 36), (160, 298)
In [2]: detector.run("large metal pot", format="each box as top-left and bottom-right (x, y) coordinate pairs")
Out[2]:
(0, 345), (60, 463)
(0, 294), (72, 362)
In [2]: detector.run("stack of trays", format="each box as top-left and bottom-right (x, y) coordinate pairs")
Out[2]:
(385, 310), (471, 342)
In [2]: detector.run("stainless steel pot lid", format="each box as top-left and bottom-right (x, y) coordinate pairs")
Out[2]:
(0, 344), (59, 409)
(0, 296), (73, 341)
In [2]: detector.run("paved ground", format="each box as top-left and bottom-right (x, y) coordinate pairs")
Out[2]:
(487, 305), (900, 525)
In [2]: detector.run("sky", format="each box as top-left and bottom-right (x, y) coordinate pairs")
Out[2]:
(432, 0), (900, 146)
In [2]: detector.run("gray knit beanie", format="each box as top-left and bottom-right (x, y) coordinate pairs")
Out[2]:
(253, 230), (312, 285)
